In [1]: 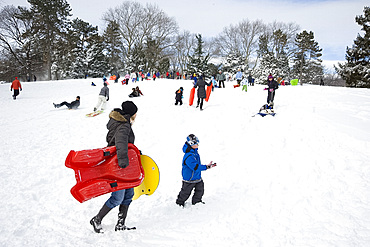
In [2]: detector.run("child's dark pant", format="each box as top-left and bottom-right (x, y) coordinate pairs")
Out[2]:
(176, 180), (204, 206)
(218, 80), (225, 88)
(267, 91), (275, 104)
(59, 101), (72, 109)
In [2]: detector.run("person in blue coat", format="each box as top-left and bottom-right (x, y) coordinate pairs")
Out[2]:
(176, 134), (216, 207)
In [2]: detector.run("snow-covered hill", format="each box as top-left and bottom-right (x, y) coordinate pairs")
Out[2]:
(1, 78), (369, 246)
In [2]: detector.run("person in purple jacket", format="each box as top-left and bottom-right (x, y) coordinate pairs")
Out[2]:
(266, 74), (279, 104)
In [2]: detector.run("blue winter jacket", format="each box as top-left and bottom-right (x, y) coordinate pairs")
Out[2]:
(181, 143), (207, 182)
(236, 71), (243, 80)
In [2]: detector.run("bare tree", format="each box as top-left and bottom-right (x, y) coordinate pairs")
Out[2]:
(171, 30), (195, 74)
(0, 6), (22, 66)
(239, 19), (265, 65)
(141, 3), (178, 50)
(103, 1), (143, 57)
(103, 1), (178, 70)
(266, 21), (300, 59)
(214, 19), (265, 68)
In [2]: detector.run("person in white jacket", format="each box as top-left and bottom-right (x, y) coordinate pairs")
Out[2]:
(130, 72), (137, 83)
(235, 69), (243, 86)
(94, 82), (109, 112)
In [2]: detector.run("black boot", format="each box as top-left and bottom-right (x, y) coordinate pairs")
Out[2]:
(115, 204), (129, 231)
(90, 204), (112, 233)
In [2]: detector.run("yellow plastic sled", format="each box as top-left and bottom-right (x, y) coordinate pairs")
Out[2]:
(133, 155), (160, 200)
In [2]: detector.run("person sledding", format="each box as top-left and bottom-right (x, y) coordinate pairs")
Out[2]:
(53, 96), (80, 110)
(135, 86), (143, 96)
(128, 86), (143, 98)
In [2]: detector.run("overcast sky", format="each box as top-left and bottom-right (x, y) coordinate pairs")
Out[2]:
(1, 0), (368, 63)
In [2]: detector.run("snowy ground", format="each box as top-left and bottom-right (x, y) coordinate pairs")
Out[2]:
(1, 77), (370, 247)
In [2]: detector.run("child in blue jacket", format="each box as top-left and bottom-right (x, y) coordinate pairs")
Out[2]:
(176, 134), (216, 207)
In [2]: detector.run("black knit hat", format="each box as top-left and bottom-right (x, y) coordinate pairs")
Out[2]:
(121, 101), (138, 117)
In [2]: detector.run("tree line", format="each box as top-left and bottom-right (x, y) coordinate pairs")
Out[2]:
(0, 0), (367, 87)
(335, 6), (370, 88)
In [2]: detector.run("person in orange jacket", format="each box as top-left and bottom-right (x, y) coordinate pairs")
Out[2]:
(10, 77), (22, 100)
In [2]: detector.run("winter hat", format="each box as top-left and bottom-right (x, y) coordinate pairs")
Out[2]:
(76, 96), (80, 100)
(186, 134), (199, 146)
(121, 101), (138, 117)
(268, 74), (273, 79)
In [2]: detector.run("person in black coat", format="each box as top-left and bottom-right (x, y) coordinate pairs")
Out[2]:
(90, 101), (138, 233)
(53, 96), (80, 109)
(266, 75), (279, 104)
(194, 75), (211, 111)
(175, 87), (183, 105)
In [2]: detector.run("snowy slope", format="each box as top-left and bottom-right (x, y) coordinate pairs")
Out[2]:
(0, 78), (370, 246)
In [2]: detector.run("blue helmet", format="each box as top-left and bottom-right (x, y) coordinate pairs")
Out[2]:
(186, 134), (199, 146)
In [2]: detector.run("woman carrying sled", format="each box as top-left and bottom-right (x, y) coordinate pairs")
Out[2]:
(90, 101), (138, 233)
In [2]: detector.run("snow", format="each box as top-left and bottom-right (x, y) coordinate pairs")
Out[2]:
(1, 78), (370, 246)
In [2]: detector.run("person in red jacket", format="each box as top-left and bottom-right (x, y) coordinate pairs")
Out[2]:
(10, 77), (22, 100)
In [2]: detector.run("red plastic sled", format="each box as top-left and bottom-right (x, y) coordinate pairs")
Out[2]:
(65, 143), (144, 203)
(189, 87), (195, 106)
(205, 84), (212, 102)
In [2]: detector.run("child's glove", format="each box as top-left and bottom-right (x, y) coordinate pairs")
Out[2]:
(264, 88), (268, 90)
(206, 161), (217, 169)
